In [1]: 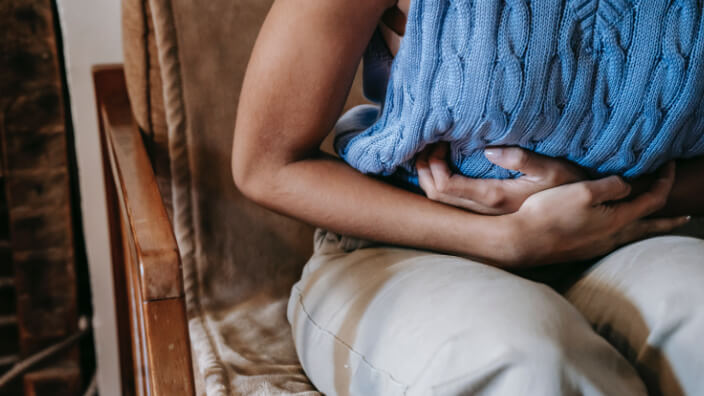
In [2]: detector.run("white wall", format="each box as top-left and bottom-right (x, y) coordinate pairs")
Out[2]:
(55, 1), (122, 394)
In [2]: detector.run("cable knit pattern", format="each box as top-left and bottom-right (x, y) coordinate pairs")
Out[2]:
(335, 0), (704, 181)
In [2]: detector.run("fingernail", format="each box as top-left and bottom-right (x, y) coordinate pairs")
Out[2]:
(685, 215), (692, 222)
(484, 148), (503, 158)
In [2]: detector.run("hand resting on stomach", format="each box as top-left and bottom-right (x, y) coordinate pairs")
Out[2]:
(416, 148), (692, 264)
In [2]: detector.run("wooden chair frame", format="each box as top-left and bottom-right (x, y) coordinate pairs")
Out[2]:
(93, 65), (195, 396)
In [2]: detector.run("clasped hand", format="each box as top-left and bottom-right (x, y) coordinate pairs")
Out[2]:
(416, 143), (690, 265)
(416, 143), (585, 215)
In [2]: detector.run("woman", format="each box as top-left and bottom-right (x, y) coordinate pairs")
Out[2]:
(232, 0), (704, 394)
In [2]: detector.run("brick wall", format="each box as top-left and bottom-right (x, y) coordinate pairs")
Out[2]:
(0, 1), (84, 394)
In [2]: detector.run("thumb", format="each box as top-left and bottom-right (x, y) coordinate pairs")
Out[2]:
(484, 147), (548, 176)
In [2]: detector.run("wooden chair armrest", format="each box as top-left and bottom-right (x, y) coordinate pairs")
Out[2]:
(94, 65), (195, 396)
(93, 65), (182, 301)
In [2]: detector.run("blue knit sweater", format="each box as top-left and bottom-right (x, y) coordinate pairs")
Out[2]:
(335, 0), (704, 183)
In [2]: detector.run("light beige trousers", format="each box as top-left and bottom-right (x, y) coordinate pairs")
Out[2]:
(288, 229), (704, 396)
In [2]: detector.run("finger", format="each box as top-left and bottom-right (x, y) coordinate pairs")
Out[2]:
(428, 144), (452, 193)
(615, 215), (691, 245)
(484, 147), (535, 173)
(417, 164), (504, 214)
(416, 150), (435, 194)
(615, 162), (676, 221)
(485, 147), (585, 185)
(415, 146), (430, 169)
(424, 143), (502, 202)
(434, 170), (508, 207)
(576, 175), (632, 205)
(484, 146), (558, 176)
(417, 151), (508, 213)
(419, 143), (528, 212)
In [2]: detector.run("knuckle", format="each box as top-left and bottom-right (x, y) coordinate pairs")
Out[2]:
(647, 194), (667, 211)
(418, 178), (430, 191)
(636, 193), (655, 212)
(617, 178), (632, 195)
(510, 148), (529, 168)
(548, 168), (573, 185)
(610, 176), (626, 190)
(427, 156), (443, 169)
(654, 219), (676, 233)
(424, 187), (439, 201)
(435, 177), (449, 194)
(650, 221), (667, 233)
(542, 169), (561, 184)
(604, 175), (624, 192)
(482, 188), (506, 208)
(574, 184), (594, 203)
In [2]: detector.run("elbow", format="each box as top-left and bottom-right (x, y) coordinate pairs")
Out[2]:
(231, 148), (246, 192)
(231, 150), (262, 203)
(231, 140), (288, 208)
(231, 146), (267, 204)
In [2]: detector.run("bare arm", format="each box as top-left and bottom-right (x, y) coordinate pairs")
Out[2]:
(232, 0), (687, 267)
(232, 0), (513, 264)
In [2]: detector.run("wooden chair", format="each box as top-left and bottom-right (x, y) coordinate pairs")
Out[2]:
(96, 2), (704, 395)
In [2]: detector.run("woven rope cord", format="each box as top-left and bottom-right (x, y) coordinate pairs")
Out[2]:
(147, 1), (230, 394)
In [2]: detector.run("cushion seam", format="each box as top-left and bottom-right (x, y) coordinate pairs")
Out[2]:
(292, 286), (409, 391)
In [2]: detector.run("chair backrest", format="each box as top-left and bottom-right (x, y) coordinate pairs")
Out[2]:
(122, 0), (368, 310)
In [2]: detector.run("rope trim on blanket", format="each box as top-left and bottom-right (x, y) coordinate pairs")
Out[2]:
(147, 0), (231, 394)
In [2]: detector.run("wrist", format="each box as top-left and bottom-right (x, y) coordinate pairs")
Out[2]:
(497, 213), (531, 267)
(459, 213), (528, 268)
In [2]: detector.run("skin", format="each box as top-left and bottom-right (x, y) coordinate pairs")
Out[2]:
(232, 0), (695, 268)
(417, 143), (704, 217)
(417, 143), (586, 215)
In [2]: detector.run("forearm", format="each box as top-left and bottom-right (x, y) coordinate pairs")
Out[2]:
(236, 153), (518, 266)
